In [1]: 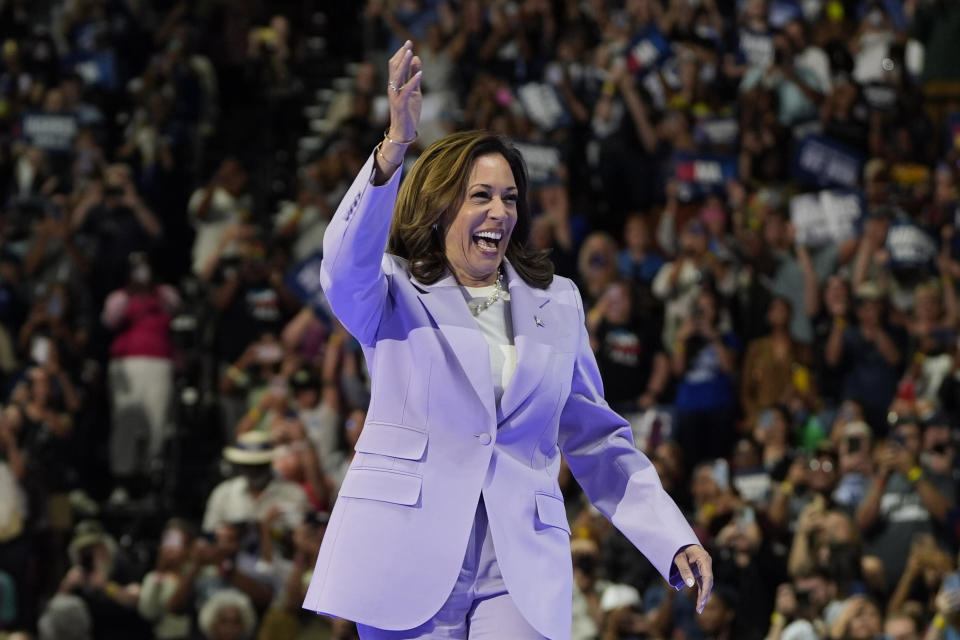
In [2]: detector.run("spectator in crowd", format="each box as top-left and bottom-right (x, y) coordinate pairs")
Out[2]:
(101, 251), (180, 499)
(202, 431), (308, 535)
(137, 518), (195, 640)
(827, 283), (906, 432)
(672, 288), (739, 466)
(188, 158), (253, 277)
(197, 588), (257, 640)
(587, 279), (669, 414)
(741, 297), (813, 425)
(857, 415), (953, 590)
(618, 213), (665, 291)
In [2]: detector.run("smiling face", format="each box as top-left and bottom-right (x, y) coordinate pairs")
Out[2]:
(442, 153), (519, 286)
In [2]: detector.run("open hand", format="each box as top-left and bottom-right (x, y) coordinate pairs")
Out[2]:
(386, 41), (422, 143)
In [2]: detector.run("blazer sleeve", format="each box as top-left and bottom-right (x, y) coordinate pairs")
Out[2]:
(319, 150), (403, 345)
(557, 279), (700, 590)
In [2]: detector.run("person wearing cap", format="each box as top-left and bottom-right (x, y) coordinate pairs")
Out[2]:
(58, 520), (153, 638)
(302, 42), (712, 640)
(202, 431), (308, 534)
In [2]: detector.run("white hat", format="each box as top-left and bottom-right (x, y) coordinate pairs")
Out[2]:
(841, 421), (871, 440)
(600, 583), (641, 612)
(781, 620), (819, 640)
(223, 431), (276, 465)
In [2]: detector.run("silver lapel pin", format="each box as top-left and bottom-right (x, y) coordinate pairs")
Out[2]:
(535, 315), (544, 327)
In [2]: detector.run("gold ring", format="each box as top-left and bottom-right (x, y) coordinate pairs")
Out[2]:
(388, 81), (399, 94)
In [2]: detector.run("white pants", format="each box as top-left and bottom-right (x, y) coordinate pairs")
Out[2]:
(357, 495), (546, 639)
(108, 356), (173, 477)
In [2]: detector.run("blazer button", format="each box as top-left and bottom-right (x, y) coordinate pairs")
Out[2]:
(475, 433), (492, 445)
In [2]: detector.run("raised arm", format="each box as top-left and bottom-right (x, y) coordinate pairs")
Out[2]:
(319, 41), (422, 345)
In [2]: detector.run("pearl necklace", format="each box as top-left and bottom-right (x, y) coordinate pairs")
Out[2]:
(468, 270), (505, 316)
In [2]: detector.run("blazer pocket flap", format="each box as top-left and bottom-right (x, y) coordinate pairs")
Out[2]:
(354, 422), (428, 460)
(535, 492), (571, 534)
(339, 468), (422, 506)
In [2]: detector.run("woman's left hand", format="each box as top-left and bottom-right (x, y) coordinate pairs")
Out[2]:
(673, 544), (713, 614)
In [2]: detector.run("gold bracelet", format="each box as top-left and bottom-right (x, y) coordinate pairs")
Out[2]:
(377, 150), (403, 167)
(384, 129), (417, 145)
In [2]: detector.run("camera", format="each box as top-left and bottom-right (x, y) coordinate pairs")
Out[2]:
(573, 553), (597, 575)
(79, 547), (96, 575)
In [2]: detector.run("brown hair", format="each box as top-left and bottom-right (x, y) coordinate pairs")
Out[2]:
(387, 130), (554, 289)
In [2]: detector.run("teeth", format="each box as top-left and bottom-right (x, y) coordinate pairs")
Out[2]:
(476, 231), (502, 240)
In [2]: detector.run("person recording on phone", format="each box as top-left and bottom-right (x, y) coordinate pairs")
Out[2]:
(831, 420), (874, 511)
(653, 217), (733, 356)
(219, 332), (290, 435)
(137, 519), (196, 640)
(101, 251), (180, 500)
(56, 519), (153, 638)
(856, 413), (954, 589)
(671, 288), (739, 468)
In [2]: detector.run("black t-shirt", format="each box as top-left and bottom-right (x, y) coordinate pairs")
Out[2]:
(595, 318), (663, 409)
(79, 204), (155, 301)
(811, 310), (848, 405)
(213, 263), (286, 362)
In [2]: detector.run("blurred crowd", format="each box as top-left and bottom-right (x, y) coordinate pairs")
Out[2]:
(2, 0), (960, 639)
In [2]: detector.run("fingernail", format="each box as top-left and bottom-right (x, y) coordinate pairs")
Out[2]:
(686, 578), (695, 587)
(404, 40), (411, 47)
(698, 606), (704, 614)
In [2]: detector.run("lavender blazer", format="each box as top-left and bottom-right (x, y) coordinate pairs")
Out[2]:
(302, 152), (699, 639)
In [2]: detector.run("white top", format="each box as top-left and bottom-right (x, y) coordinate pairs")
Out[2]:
(460, 284), (517, 406)
(201, 476), (308, 533)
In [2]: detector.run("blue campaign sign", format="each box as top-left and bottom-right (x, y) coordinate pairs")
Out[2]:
(286, 249), (331, 318)
(515, 83), (572, 132)
(737, 27), (774, 68)
(887, 222), (936, 270)
(693, 116), (739, 149)
(513, 141), (562, 186)
(21, 112), (78, 153)
(626, 25), (672, 77)
(790, 189), (864, 248)
(64, 51), (118, 91)
(792, 134), (865, 190)
(671, 153), (737, 200)
(768, 0), (802, 27)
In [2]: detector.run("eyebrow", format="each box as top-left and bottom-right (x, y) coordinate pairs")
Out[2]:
(469, 183), (518, 192)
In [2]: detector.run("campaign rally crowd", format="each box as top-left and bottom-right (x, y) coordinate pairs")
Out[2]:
(2, 0), (960, 639)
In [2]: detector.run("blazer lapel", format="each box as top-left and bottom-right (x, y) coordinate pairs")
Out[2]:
(412, 271), (496, 421)
(499, 261), (564, 421)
